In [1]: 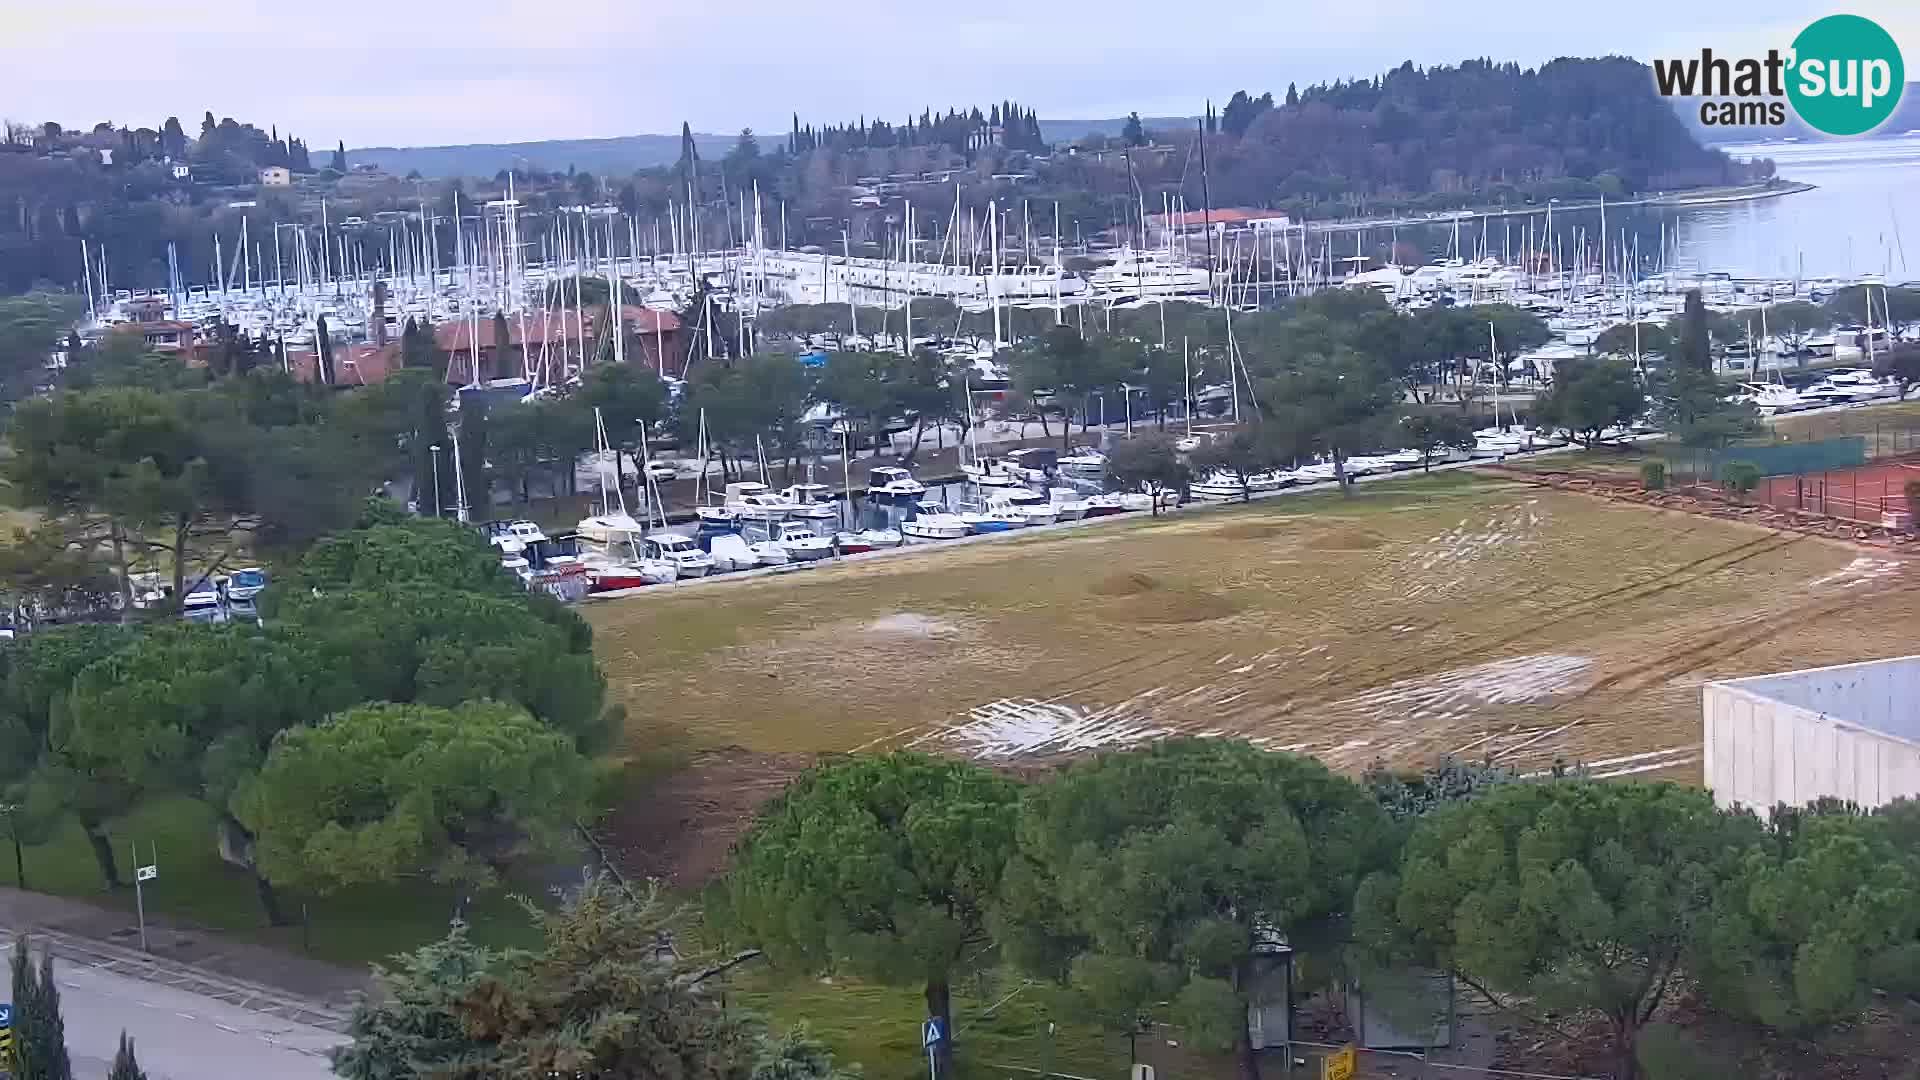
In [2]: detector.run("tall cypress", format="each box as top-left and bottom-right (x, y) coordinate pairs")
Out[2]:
(10, 939), (74, 1080)
(108, 1032), (147, 1080)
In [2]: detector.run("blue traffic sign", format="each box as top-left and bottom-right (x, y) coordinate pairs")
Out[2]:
(0, 1001), (12, 1027)
(922, 1017), (946, 1047)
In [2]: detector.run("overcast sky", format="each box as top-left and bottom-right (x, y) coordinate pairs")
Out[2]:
(5, 1), (1916, 148)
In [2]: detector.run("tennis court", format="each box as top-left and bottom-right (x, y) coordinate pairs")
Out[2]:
(1755, 460), (1920, 524)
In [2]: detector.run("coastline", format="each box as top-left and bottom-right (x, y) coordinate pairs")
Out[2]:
(1307, 180), (1815, 235)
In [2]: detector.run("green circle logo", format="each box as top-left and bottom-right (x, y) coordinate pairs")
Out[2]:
(1787, 14), (1905, 136)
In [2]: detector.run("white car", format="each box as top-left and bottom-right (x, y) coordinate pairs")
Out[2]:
(644, 459), (678, 483)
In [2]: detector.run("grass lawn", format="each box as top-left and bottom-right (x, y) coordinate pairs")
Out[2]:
(589, 470), (1908, 785)
(726, 967), (1137, 1080)
(14, 795), (544, 968)
(1769, 401), (1920, 457)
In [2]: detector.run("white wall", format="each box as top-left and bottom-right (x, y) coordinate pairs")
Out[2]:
(1704, 671), (1920, 809)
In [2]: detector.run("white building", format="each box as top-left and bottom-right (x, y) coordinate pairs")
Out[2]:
(1703, 656), (1920, 810)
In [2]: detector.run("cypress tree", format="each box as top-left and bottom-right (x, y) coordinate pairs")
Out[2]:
(10, 939), (74, 1080)
(108, 1032), (147, 1080)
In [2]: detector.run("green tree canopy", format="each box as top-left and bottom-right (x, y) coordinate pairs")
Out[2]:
(1399, 412), (1476, 471)
(1536, 357), (1646, 447)
(237, 700), (589, 893)
(998, 739), (1394, 1080)
(714, 753), (1021, 1080)
(1104, 433), (1190, 514)
(1356, 780), (1748, 1080)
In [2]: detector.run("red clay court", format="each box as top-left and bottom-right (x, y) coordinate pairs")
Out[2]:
(1755, 460), (1920, 524)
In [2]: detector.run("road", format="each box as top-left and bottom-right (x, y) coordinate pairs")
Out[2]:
(1, 933), (345, 1080)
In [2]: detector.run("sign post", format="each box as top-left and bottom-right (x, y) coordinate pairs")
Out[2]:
(132, 841), (158, 952)
(921, 1017), (946, 1080)
(1322, 1044), (1356, 1080)
(1, 999), (14, 1070)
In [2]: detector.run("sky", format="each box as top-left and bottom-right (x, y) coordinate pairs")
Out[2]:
(4, 0), (1917, 149)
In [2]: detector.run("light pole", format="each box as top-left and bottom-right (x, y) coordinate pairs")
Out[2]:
(429, 444), (443, 518)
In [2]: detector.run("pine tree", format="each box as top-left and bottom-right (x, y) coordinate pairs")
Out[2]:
(107, 1033), (146, 1080)
(331, 139), (346, 171)
(9, 940), (74, 1080)
(316, 314), (335, 386)
(1285, 81), (1300, 107)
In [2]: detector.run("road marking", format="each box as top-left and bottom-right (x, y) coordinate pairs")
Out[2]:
(176, 1012), (197, 1021)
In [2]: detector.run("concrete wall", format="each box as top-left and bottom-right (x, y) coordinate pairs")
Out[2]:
(1704, 665), (1920, 809)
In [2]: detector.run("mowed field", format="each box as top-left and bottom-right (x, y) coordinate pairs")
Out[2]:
(589, 474), (1919, 790)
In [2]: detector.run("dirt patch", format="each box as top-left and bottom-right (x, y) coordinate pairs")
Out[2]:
(863, 612), (959, 637)
(1304, 526), (1386, 551)
(598, 747), (811, 890)
(1214, 522), (1292, 540)
(1104, 585), (1241, 624)
(1091, 571), (1164, 597)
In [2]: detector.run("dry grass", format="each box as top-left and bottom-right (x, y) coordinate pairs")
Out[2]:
(589, 474), (1920, 783)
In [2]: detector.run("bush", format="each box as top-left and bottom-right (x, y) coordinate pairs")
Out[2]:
(1641, 461), (1668, 491)
(1721, 461), (1762, 496)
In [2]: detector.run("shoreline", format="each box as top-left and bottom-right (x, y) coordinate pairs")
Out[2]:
(1307, 181), (1816, 235)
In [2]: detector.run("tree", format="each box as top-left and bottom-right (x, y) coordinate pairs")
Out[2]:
(316, 314), (335, 386)
(1536, 358), (1646, 447)
(1357, 781), (1744, 1080)
(1670, 290), (1713, 372)
(331, 140), (346, 171)
(998, 740), (1393, 1080)
(1189, 427), (1284, 501)
(1104, 433), (1189, 515)
(1399, 412), (1477, 471)
(1692, 801), (1920, 1034)
(576, 362), (669, 497)
(1592, 322), (1672, 363)
(1873, 342), (1920, 399)
(108, 1032), (148, 1080)
(1654, 364), (1758, 449)
(1829, 284), (1920, 342)
(237, 701), (589, 894)
(1120, 113), (1146, 147)
(715, 754), (1021, 1080)
(1262, 350), (1399, 491)
(1764, 301), (1831, 360)
(10, 937), (74, 1080)
(159, 116), (187, 159)
(335, 875), (759, 1080)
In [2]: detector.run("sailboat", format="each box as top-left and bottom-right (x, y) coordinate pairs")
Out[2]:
(691, 408), (739, 529)
(577, 407), (677, 590)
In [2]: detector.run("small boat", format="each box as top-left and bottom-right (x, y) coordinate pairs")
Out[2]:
(1056, 450), (1109, 481)
(780, 483), (841, 521)
(833, 528), (904, 554)
(725, 481), (796, 521)
(901, 513), (970, 541)
(868, 466), (927, 501)
(582, 554), (677, 591)
(1048, 487), (1090, 521)
(745, 540), (791, 566)
(961, 457), (1026, 488)
(644, 532), (715, 578)
(771, 521), (835, 561)
(989, 489), (1059, 526)
(958, 508), (1023, 533)
(1083, 493), (1132, 517)
(695, 504), (740, 528)
(1115, 493), (1154, 513)
(707, 534), (758, 572)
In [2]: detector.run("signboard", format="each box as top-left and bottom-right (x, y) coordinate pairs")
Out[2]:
(922, 1018), (946, 1047)
(136, 865), (158, 883)
(0, 1001), (11, 1026)
(1323, 1045), (1356, 1080)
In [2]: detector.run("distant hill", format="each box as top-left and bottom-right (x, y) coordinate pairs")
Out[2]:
(1039, 116), (1199, 143)
(346, 132), (737, 179)
(1675, 83), (1920, 143)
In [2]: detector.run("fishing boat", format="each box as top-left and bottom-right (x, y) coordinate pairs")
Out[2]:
(770, 521), (835, 561)
(900, 513), (970, 541)
(961, 456), (1026, 488)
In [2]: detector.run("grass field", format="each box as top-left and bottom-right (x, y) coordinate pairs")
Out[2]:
(592, 472), (1917, 784)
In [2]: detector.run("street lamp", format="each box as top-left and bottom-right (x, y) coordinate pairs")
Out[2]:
(429, 444), (443, 518)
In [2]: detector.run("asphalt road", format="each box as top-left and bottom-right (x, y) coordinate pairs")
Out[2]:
(4, 937), (344, 1080)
